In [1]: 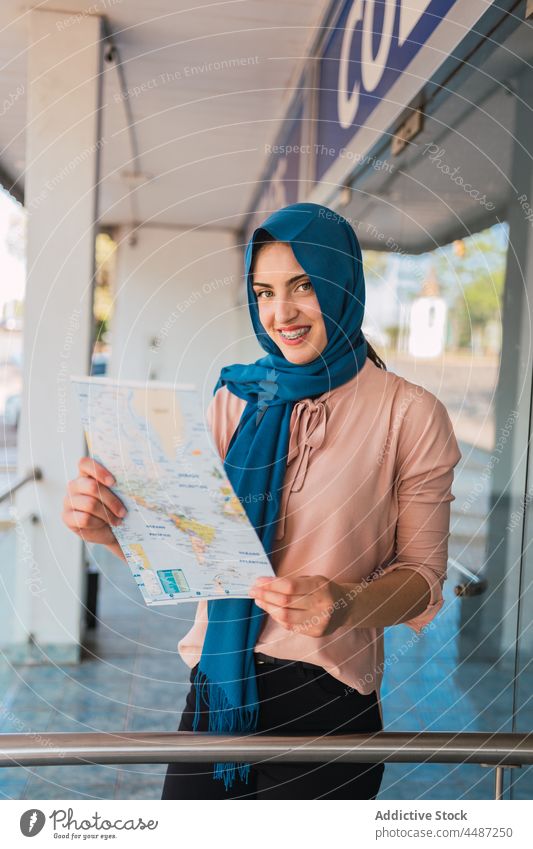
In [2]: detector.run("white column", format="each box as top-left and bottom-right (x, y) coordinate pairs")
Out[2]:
(110, 226), (261, 395)
(12, 10), (102, 662)
(460, 68), (533, 661)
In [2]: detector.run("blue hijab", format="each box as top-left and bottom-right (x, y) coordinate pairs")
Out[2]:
(191, 202), (368, 789)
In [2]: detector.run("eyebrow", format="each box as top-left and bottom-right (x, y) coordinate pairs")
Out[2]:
(252, 273), (309, 289)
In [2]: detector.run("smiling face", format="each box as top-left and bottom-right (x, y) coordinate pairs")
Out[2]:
(251, 241), (328, 364)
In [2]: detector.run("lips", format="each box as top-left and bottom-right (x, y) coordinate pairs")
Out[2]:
(277, 325), (309, 332)
(277, 325), (311, 343)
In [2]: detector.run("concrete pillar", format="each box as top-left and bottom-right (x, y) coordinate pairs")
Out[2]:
(110, 226), (261, 401)
(459, 68), (533, 661)
(11, 9), (103, 662)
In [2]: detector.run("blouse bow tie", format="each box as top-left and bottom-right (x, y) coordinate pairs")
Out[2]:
(275, 398), (328, 540)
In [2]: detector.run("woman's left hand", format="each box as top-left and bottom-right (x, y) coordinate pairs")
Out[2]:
(248, 575), (350, 637)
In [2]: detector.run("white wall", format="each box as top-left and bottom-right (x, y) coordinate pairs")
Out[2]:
(110, 226), (262, 409)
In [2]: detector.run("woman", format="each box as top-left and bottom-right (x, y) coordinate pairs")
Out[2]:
(63, 202), (461, 800)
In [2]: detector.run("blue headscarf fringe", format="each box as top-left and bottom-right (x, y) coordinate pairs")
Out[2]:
(192, 664), (259, 789)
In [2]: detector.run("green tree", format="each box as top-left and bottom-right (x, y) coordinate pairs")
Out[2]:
(435, 224), (507, 350)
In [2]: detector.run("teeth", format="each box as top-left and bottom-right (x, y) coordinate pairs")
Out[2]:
(280, 327), (310, 339)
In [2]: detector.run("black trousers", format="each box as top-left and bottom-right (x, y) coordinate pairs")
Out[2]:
(161, 656), (385, 800)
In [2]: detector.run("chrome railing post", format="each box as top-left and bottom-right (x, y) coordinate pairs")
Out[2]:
(494, 766), (504, 800)
(480, 762), (521, 800)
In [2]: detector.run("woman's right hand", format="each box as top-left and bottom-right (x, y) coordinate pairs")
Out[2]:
(62, 458), (128, 559)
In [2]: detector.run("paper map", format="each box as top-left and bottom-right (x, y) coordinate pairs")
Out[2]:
(71, 376), (274, 604)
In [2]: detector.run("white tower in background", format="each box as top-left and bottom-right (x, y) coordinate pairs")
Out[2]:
(408, 267), (447, 358)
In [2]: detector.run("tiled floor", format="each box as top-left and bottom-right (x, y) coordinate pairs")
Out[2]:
(0, 544), (530, 800)
(379, 582), (523, 800)
(0, 544), (193, 800)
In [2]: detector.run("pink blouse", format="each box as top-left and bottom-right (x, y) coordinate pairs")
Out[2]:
(177, 357), (462, 701)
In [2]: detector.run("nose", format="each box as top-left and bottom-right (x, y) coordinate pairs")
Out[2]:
(274, 294), (299, 325)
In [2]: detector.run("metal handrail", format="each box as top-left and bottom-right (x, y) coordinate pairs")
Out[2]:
(0, 467), (42, 504)
(449, 556), (488, 597)
(0, 731), (530, 799)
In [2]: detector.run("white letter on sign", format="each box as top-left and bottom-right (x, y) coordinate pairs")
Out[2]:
(361, 0), (396, 92)
(337, 0), (364, 130)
